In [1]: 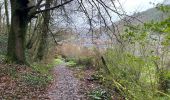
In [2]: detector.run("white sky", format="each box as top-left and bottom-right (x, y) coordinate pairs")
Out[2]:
(120, 0), (165, 14)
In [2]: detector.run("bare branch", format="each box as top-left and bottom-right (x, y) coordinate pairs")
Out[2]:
(34, 0), (74, 15)
(37, 0), (43, 6)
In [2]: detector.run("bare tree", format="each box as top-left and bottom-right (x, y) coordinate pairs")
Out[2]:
(7, 0), (137, 64)
(7, 0), (73, 64)
(36, 0), (52, 60)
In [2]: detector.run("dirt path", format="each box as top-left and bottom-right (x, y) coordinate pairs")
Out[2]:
(47, 64), (85, 100)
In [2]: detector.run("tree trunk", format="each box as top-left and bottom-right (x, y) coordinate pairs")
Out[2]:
(36, 0), (51, 61)
(7, 0), (29, 64)
(0, 4), (2, 33)
(4, 0), (10, 33)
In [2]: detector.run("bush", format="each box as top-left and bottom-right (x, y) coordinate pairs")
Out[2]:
(95, 47), (170, 100)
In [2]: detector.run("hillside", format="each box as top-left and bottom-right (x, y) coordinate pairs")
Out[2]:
(110, 5), (170, 41)
(129, 6), (169, 24)
(81, 5), (170, 47)
(116, 5), (170, 27)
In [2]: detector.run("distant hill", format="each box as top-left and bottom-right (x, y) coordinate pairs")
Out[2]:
(112, 4), (170, 35)
(118, 6), (169, 26)
(78, 4), (170, 47)
(134, 6), (169, 23)
(96, 5), (170, 45)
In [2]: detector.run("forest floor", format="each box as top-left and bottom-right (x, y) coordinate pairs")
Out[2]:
(47, 64), (86, 100)
(0, 62), (98, 99)
(47, 63), (103, 100)
(0, 63), (49, 99)
(46, 63), (120, 100)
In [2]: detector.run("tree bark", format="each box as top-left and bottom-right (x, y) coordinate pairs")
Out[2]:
(7, 0), (72, 64)
(0, 4), (2, 33)
(4, 0), (10, 33)
(7, 0), (29, 64)
(36, 0), (51, 60)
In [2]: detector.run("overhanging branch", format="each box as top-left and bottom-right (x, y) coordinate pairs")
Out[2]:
(34, 0), (74, 15)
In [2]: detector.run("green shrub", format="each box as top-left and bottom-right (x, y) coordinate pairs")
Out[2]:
(95, 48), (167, 100)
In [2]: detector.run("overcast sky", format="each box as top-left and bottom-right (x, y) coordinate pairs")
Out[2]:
(74, 0), (166, 30)
(120, 0), (165, 14)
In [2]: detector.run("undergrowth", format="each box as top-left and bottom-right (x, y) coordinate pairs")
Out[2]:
(93, 47), (170, 100)
(88, 88), (112, 100)
(22, 73), (52, 87)
(65, 57), (94, 69)
(24, 57), (63, 87)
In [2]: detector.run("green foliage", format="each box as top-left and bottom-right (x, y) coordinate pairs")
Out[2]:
(102, 48), (158, 99)
(156, 4), (170, 13)
(53, 58), (65, 65)
(98, 8), (170, 98)
(30, 58), (63, 75)
(31, 63), (53, 75)
(26, 60), (57, 87)
(8, 67), (18, 78)
(157, 70), (170, 93)
(22, 73), (52, 87)
(66, 60), (77, 67)
(88, 88), (111, 100)
(66, 57), (94, 68)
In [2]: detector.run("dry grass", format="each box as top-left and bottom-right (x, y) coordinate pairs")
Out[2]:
(56, 43), (95, 59)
